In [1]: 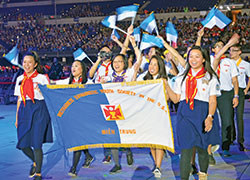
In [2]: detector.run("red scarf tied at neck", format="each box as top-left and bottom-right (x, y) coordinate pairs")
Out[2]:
(72, 77), (82, 84)
(20, 70), (39, 106)
(186, 67), (206, 110)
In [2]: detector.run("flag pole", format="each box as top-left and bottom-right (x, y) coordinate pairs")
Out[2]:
(115, 26), (129, 35)
(86, 57), (94, 65)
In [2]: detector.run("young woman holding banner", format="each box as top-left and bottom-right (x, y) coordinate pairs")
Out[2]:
(54, 59), (94, 176)
(139, 54), (168, 178)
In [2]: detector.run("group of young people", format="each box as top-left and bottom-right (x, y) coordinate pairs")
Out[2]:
(14, 24), (250, 180)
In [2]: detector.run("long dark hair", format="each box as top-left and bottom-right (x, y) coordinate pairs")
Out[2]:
(143, 55), (168, 80)
(181, 46), (218, 84)
(69, 60), (88, 84)
(23, 51), (43, 74)
(111, 54), (128, 71)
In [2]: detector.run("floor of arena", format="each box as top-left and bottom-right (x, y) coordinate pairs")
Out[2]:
(1, 101), (250, 180)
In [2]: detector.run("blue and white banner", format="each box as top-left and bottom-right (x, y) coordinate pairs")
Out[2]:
(73, 48), (88, 61)
(166, 22), (178, 46)
(111, 29), (120, 40)
(101, 15), (117, 29)
(3, 44), (20, 67)
(140, 12), (159, 35)
(201, 7), (231, 29)
(116, 4), (139, 21)
(39, 80), (175, 152)
(140, 34), (164, 51)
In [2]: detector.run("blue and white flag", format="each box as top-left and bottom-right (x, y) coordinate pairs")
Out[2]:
(3, 44), (20, 67)
(140, 12), (159, 35)
(165, 22), (178, 46)
(201, 7), (231, 29)
(73, 48), (93, 64)
(133, 27), (141, 43)
(39, 80), (175, 152)
(73, 48), (87, 61)
(116, 4), (139, 21)
(101, 15), (117, 29)
(140, 34), (163, 51)
(111, 29), (120, 40)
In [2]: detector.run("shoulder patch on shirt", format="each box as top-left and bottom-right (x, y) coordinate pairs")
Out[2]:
(216, 84), (220, 91)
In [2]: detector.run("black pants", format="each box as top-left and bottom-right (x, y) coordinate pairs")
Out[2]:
(72, 149), (92, 168)
(232, 88), (245, 144)
(180, 146), (209, 180)
(217, 90), (234, 150)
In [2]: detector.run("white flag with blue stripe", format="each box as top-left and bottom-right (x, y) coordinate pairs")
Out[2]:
(101, 15), (117, 29)
(116, 4), (139, 21)
(3, 44), (20, 67)
(133, 27), (141, 43)
(140, 34), (163, 51)
(73, 48), (88, 61)
(140, 12), (159, 35)
(201, 7), (231, 29)
(166, 22), (178, 44)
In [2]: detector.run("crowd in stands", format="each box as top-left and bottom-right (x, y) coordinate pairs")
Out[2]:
(1, 11), (250, 55)
(61, 4), (105, 18)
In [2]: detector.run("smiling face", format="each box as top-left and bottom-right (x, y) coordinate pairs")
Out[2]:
(22, 55), (37, 75)
(188, 49), (205, 72)
(148, 57), (159, 77)
(113, 55), (125, 74)
(71, 61), (83, 78)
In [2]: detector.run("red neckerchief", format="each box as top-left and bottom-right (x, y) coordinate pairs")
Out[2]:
(101, 61), (111, 76)
(20, 70), (39, 106)
(217, 55), (226, 78)
(72, 77), (82, 84)
(186, 67), (206, 110)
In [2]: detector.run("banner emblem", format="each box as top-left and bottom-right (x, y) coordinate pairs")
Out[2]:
(101, 104), (125, 120)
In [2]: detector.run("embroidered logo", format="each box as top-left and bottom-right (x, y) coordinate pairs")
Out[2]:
(100, 104), (125, 120)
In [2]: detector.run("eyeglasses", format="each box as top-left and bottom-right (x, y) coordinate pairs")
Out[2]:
(230, 49), (240, 52)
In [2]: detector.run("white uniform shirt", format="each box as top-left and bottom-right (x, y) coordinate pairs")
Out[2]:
(111, 67), (135, 82)
(235, 58), (250, 88)
(92, 61), (113, 83)
(136, 71), (148, 81)
(210, 56), (239, 91)
(174, 70), (221, 102)
(14, 73), (49, 101)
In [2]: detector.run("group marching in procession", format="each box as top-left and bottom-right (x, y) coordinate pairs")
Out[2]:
(11, 2), (250, 180)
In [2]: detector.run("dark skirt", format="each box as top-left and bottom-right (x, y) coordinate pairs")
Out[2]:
(176, 100), (220, 150)
(17, 100), (53, 149)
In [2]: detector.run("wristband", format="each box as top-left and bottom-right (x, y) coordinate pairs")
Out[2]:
(208, 114), (214, 120)
(234, 95), (239, 98)
(133, 45), (137, 49)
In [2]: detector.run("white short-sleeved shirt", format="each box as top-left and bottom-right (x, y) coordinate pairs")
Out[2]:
(173, 70), (221, 102)
(111, 67), (135, 82)
(235, 58), (250, 88)
(92, 61), (113, 83)
(211, 56), (239, 91)
(14, 73), (49, 101)
(136, 71), (148, 81)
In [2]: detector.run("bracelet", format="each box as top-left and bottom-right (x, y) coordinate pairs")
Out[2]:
(208, 114), (214, 120)
(234, 95), (239, 98)
(133, 45), (137, 48)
